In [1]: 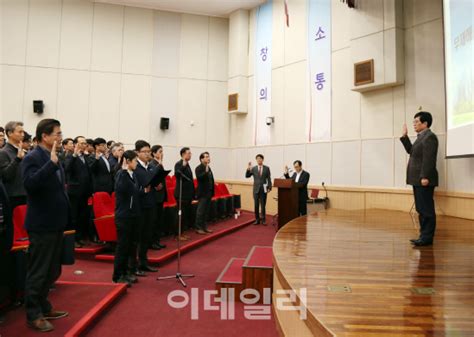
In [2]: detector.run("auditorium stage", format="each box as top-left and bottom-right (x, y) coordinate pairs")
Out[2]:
(272, 209), (474, 337)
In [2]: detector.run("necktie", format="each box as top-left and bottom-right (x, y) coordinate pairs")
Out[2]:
(259, 166), (262, 177)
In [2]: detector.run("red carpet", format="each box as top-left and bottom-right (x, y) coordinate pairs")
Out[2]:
(217, 258), (245, 283)
(0, 282), (125, 337)
(244, 246), (272, 267)
(1, 216), (278, 337)
(94, 211), (255, 264)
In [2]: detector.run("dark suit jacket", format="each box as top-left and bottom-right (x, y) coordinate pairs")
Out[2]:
(64, 154), (92, 198)
(245, 165), (272, 194)
(400, 129), (439, 187)
(21, 146), (70, 233)
(0, 181), (13, 250)
(134, 162), (156, 209)
(0, 143), (27, 198)
(114, 169), (141, 220)
(149, 159), (168, 203)
(174, 160), (195, 201)
(284, 170), (310, 203)
(195, 164), (215, 199)
(87, 155), (114, 193)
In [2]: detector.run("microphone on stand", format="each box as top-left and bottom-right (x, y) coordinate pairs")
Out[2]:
(322, 182), (328, 200)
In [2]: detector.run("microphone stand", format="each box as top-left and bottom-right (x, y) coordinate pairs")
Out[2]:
(157, 165), (194, 287)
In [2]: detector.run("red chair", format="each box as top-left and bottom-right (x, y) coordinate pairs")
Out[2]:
(12, 205), (29, 249)
(92, 192), (114, 218)
(94, 215), (117, 242)
(310, 189), (320, 199)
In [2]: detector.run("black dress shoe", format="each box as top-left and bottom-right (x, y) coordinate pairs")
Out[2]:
(150, 243), (162, 250)
(139, 265), (158, 272)
(410, 238), (420, 244)
(253, 220), (260, 225)
(157, 243), (166, 249)
(134, 270), (147, 277)
(413, 240), (433, 247)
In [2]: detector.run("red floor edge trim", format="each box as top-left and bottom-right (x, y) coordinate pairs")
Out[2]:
(53, 281), (127, 337)
(94, 218), (255, 264)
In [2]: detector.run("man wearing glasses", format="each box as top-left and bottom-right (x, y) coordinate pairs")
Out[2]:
(21, 119), (69, 332)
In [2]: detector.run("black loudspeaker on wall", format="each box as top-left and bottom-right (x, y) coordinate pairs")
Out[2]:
(33, 100), (44, 114)
(160, 117), (170, 130)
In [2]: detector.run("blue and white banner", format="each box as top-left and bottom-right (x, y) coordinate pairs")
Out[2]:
(254, 0), (273, 145)
(307, 0), (331, 141)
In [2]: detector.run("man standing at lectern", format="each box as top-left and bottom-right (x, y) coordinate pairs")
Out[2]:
(246, 154), (272, 225)
(400, 111), (439, 247)
(284, 160), (310, 216)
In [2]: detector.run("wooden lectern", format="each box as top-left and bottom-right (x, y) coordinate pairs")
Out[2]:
(274, 178), (301, 230)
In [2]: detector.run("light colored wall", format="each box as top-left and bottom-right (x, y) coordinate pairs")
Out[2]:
(1, 0), (473, 197)
(228, 0), (474, 196)
(0, 0), (230, 149)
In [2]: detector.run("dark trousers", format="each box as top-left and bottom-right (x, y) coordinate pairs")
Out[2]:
(137, 207), (154, 267)
(195, 196), (212, 231)
(175, 199), (192, 234)
(68, 194), (89, 241)
(113, 217), (136, 281)
(298, 200), (307, 216)
(253, 188), (267, 222)
(25, 231), (63, 322)
(152, 202), (164, 243)
(413, 186), (436, 243)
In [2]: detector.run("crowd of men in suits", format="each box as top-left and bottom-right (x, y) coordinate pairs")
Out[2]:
(0, 119), (219, 332)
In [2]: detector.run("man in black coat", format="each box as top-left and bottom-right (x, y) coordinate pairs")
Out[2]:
(132, 140), (158, 274)
(400, 111), (439, 247)
(21, 119), (70, 332)
(87, 137), (114, 194)
(64, 136), (92, 247)
(0, 121), (27, 209)
(284, 160), (310, 216)
(194, 152), (215, 235)
(149, 145), (167, 249)
(174, 147), (195, 240)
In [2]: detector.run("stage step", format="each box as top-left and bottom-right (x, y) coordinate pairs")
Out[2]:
(216, 258), (245, 297)
(215, 246), (273, 303)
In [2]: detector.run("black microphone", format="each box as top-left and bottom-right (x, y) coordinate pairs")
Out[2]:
(322, 182), (328, 199)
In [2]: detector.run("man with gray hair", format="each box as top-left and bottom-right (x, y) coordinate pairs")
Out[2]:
(0, 121), (27, 209)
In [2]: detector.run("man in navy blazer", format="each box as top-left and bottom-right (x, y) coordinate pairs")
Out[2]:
(21, 119), (70, 332)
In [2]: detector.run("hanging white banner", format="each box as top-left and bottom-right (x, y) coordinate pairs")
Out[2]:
(307, 0), (332, 142)
(254, 0), (273, 145)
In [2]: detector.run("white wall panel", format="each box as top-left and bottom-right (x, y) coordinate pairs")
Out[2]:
(1, 0), (29, 65)
(206, 81), (229, 147)
(332, 141), (361, 186)
(26, 0), (62, 67)
(179, 14), (209, 79)
(360, 87), (394, 139)
(88, 72), (121, 140)
(91, 3), (124, 72)
(283, 61), (306, 144)
(208, 17), (229, 81)
(283, 144), (306, 170)
(361, 138), (394, 187)
(57, 69), (89, 138)
(1, 65), (25, 122)
(119, 74), (151, 144)
(59, 0), (94, 70)
(177, 79), (207, 146)
(306, 142), (332, 185)
(122, 7), (154, 75)
(284, 0), (307, 65)
(152, 11), (181, 78)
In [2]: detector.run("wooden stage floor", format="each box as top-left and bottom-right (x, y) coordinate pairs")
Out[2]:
(272, 209), (474, 337)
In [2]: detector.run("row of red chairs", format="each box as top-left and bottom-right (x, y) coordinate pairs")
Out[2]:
(10, 181), (238, 249)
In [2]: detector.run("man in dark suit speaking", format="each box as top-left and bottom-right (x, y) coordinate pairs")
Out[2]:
(246, 154), (272, 225)
(284, 160), (310, 216)
(21, 119), (70, 332)
(400, 111), (439, 247)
